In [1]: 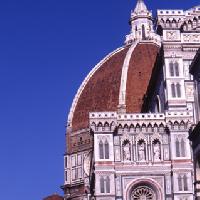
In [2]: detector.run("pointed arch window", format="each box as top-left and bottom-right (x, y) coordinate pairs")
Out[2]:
(178, 175), (182, 191)
(169, 61), (180, 77)
(178, 174), (188, 191)
(176, 83), (181, 97)
(100, 176), (105, 193)
(106, 176), (110, 193)
(100, 176), (111, 194)
(171, 83), (176, 98)
(181, 138), (186, 157)
(175, 62), (180, 76)
(176, 137), (186, 158)
(99, 140), (104, 159)
(176, 139), (180, 157)
(142, 25), (146, 40)
(169, 62), (174, 76)
(99, 140), (110, 160)
(183, 175), (188, 191)
(171, 82), (182, 98)
(104, 140), (110, 159)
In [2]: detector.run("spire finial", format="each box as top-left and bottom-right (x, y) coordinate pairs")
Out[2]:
(134, 0), (148, 14)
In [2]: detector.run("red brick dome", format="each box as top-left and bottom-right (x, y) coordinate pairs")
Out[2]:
(68, 42), (161, 132)
(43, 194), (63, 200)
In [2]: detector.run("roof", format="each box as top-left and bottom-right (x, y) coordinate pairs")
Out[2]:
(69, 42), (161, 132)
(43, 194), (63, 200)
(134, 0), (148, 14)
(190, 48), (200, 75)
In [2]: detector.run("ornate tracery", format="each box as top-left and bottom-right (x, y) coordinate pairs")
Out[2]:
(131, 186), (156, 200)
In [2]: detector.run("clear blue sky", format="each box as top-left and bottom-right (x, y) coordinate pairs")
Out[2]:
(0, 0), (199, 199)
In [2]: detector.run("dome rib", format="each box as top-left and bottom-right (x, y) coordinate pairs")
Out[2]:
(119, 42), (138, 110)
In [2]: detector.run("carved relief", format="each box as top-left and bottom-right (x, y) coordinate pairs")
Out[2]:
(165, 31), (180, 41)
(83, 152), (91, 176)
(185, 83), (194, 101)
(182, 33), (200, 43)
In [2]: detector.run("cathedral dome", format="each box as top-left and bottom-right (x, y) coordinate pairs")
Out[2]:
(68, 42), (161, 132)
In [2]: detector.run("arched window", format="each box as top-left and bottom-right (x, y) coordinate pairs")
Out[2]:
(175, 62), (179, 76)
(100, 176), (110, 194)
(99, 140), (104, 159)
(183, 175), (188, 191)
(100, 177), (105, 193)
(104, 140), (110, 159)
(169, 62), (174, 76)
(169, 61), (179, 77)
(181, 138), (186, 157)
(176, 139), (180, 157)
(171, 83), (176, 97)
(106, 176), (110, 193)
(178, 175), (182, 191)
(176, 83), (181, 97)
(142, 25), (146, 40)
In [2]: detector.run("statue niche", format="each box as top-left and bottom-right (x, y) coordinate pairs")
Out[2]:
(153, 139), (161, 161)
(123, 140), (131, 161)
(138, 140), (146, 161)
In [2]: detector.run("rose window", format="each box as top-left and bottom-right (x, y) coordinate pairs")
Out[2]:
(131, 186), (156, 200)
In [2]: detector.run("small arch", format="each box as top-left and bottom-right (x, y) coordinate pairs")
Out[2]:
(124, 124), (129, 132)
(136, 124), (141, 133)
(104, 122), (110, 131)
(91, 122), (96, 131)
(97, 122), (103, 132)
(180, 121), (185, 130)
(147, 123), (153, 132)
(172, 19), (177, 28)
(173, 121), (179, 130)
(118, 124), (123, 133)
(166, 19), (171, 28)
(182, 22), (188, 31)
(159, 123), (165, 132)
(188, 20), (193, 29)
(110, 121), (116, 131)
(141, 124), (146, 132)
(193, 17), (198, 28)
(130, 124), (135, 132)
(153, 124), (159, 132)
